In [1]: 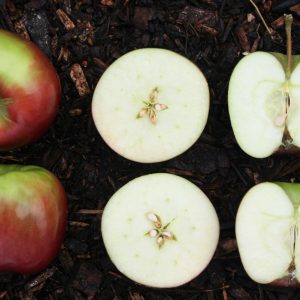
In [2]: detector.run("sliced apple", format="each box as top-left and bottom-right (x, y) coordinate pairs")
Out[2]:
(92, 48), (209, 163)
(101, 173), (219, 288)
(228, 15), (300, 158)
(236, 182), (300, 286)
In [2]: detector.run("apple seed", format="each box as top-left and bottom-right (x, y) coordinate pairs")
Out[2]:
(146, 212), (176, 248)
(137, 87), (168, 124)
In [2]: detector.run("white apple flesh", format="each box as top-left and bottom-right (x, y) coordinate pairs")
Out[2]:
(92, 48), (209, 163)
(101, 173), (219, 288)
(228, 15), (300, 158)
(229, 52), (300, 158)
(236, 182), (300, 286)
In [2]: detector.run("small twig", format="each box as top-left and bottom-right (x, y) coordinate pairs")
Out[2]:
(284, 14), (293, 80)
(249, 0), (272, 35)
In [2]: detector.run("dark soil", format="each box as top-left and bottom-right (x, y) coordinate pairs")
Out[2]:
(1, 0), (300, 299)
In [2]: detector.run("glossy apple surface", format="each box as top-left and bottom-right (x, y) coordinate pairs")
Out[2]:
(0, 29), (61, 150)
(101, 173), (219, 287)
(236, 182), (300, 286)
(0, 165), (67, 273)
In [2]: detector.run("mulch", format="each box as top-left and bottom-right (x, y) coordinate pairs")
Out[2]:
(1, 0), (300, 299)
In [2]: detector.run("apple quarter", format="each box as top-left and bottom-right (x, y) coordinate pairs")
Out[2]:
(101, 173), (219, 288)
(92, 48), (209, 163)
(228, 51), (300, 158)
(236, 182), (300, 286)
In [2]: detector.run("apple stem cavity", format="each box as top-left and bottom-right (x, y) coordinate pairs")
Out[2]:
(284, 14), (293, 80)
(136, 87), (168, 124)
(146, 212), (176, 248)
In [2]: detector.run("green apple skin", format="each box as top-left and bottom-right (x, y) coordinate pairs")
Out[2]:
(0, 29), (61, 150)
(0, 165), (67, 274)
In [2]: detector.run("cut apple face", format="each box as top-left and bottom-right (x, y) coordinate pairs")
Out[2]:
(228, 51), (300, 158)
(101, 173), (219, 288)
(92, 48), (209, 163)
(236, 182), (300, 286)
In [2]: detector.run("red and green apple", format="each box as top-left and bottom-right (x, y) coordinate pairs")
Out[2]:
(0, 29), (61, 150)
(0, 164), (67, 274)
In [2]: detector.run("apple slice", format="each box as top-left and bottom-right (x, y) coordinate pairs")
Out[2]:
(92, 48), (209, 163)
(228, 15), (300, 158)
(101, 173), (219, 288)
(236, 182), (300, 286)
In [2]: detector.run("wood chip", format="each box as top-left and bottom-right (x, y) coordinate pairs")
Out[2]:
(70, 64), (90, 97)
(290, 4), (300, 16)
(93, 57), (108, 70)
(77, 209), (103, 215)
(58, 47), (71, 62)
(25, 267), (57, 291)
(14, 19), (30, 40)
(101, 0), (114, 7)
(133, 7), (154, 30)
(235, 25), (250, 52)
(219, 238), (237, 254)
(129, 291), (145, 300)
(56, 8), (75, 30)
(177, 6), (218, 35)
(271, 16), (285, 29)
(250, 35), (261, 53)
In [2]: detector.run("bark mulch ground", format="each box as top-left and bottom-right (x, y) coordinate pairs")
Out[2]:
(1, 0), (300, 299)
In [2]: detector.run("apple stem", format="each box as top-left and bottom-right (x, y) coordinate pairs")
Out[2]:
(285, 14), (293, 80)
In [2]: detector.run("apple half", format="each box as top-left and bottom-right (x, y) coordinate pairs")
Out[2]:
(228, 15), (300, 158)
(236, 182), (300, 286)
(101, 173), (219, 288)
(92, 48), (209, 163)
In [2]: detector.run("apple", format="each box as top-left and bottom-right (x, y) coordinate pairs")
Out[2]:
(92, 48), (209, 163)
(0, 164), (67, 274)
(236, 182), (300, 286)
(228, 14), (300, 158)
(0, 29), (61, 150)
(101, 173), (219, 288)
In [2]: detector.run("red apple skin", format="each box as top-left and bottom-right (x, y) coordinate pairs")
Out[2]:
(0, 29), (61, 150)
(0, 165), (67, 274)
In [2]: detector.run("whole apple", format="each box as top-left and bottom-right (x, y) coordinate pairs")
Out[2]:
(0, 165), (67, 274)
(0, 29), (61, 150)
